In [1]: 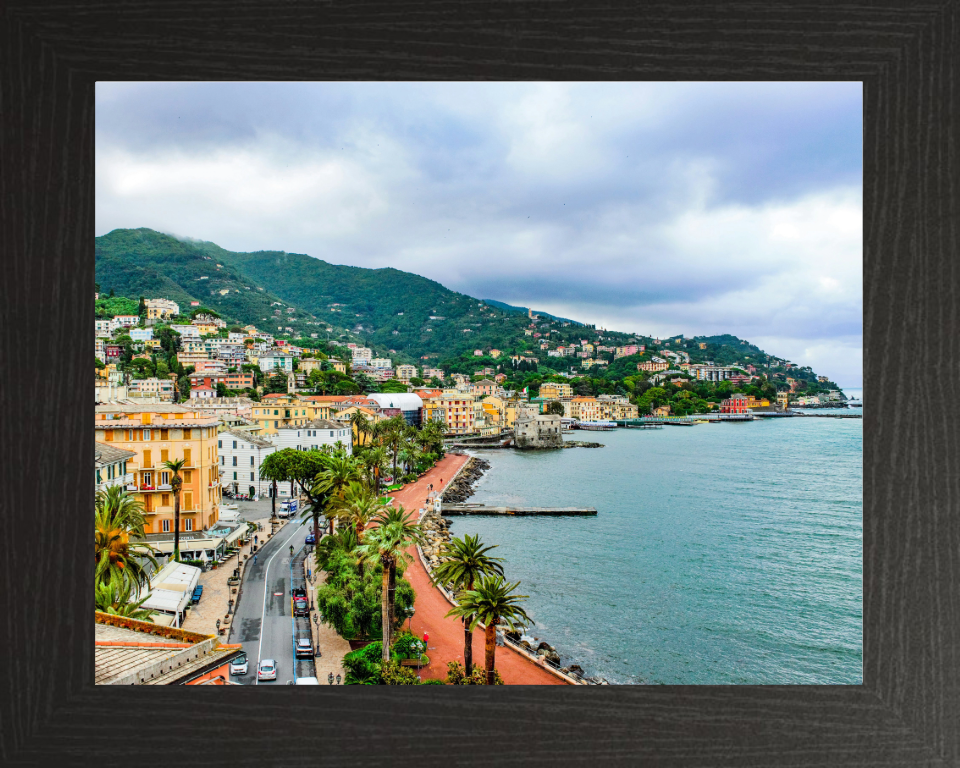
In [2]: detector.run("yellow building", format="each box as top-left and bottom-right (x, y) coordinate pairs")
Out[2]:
(540, 382), (573, 400)
(332, 360), (347, 374)
(438, 390), (476, 434)
(570, 396), (601, 421)
(192, 322), (220, 336)
(95, 404), (221, 534)
(777, 392), (789, 409)
(250, 395), (334, 434)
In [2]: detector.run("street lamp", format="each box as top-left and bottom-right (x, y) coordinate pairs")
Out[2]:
(328, 672), (334, 685)
(336, 674), (341, 685)
(215, 619), (220, 634)
(405, 605), (415, 632)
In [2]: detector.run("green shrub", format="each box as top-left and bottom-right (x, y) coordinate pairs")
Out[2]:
(445, 660), (505, 685)
(380, 660), (421, 685)
(420, 678), (446, 685)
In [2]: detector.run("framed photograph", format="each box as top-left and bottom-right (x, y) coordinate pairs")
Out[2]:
(3, 2), (953, 765)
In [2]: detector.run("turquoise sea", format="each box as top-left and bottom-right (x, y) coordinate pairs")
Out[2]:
(455, 396), (863, 684)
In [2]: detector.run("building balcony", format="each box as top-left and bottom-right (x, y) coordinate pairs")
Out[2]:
(157, 483), (173, 491)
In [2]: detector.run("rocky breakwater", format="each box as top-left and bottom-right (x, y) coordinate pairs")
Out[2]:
(561, 441), (603, 449)
(441, 457), (491, 503)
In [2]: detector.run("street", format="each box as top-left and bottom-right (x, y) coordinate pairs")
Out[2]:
(228, 511), (312, 685)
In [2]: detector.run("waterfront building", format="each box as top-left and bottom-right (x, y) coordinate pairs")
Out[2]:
(94, 403), (222, 533)
(777, 392), (790, 409)
(720, 394), (751, 415)
(367, 392), (423, 427)
(217, 429), (277, 498)
(570, 396), (601, 422)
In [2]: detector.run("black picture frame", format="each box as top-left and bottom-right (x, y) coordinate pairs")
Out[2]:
(2, 2), (953, 765)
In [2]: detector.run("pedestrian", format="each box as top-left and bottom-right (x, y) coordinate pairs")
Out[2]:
(254, 554), (258, 564)
(423, 632), (429, 646)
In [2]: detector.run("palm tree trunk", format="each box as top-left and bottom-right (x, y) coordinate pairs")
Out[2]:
(173, 494), (180, 561)
(484, 622), (497, 685)
(464, 578), (475, 674)
(388, 560), (397, 634)
(381, 561), (391, 661)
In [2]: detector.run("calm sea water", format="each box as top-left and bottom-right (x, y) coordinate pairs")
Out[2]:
(455, 410), (862, 684)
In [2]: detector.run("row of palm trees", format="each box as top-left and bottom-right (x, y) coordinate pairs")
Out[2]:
(432, 535), (534, 685)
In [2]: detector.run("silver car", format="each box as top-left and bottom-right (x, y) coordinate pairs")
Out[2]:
(229, 652), (248, 676)
(258, 658), (277, 681)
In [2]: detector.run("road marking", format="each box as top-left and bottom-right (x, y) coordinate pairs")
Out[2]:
(255, 522), (298, 685)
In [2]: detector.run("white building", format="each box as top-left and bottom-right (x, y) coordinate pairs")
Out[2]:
(370, 358), (392, 369)
(189, 385), (216, 399)
(129, 328), (154, 342)
(111, 315), (140, 332)
(95, 319), (112, 337)
(95, 338), (106, 362)
(95, 442), (136, 493)
(170, 324), (201, 339)
(228, 332), (247, 343)
(128, 377), (175, 400)
(217, 429), (277, 498)
(395, 364), (417, 382)
(144, 298), (180, 319)
(273, 419), (353, 455)
(351, 346), (373, 362)
(258, 353), (295, 373)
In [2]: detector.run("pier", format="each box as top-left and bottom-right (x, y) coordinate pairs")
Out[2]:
(441, 504), (597, 516)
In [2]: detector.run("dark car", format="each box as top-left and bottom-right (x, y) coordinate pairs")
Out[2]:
(293, 597), (309, 617)
(305, 533), (316, 545)
(292, 586), (307, 599)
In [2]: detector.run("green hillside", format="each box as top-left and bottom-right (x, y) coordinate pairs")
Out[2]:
(94, 228), (840, 395)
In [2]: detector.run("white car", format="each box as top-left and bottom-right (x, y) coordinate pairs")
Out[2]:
(258, 659), (277, 681)
(229, 652), (248, 676)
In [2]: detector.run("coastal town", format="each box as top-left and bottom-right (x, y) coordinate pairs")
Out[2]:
(95, 292), (856, 686)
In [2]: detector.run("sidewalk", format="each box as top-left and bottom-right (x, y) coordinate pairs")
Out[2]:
(389, 453), (567, 685)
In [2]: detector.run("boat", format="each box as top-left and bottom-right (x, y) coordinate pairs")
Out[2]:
(576, 420), (618, 431)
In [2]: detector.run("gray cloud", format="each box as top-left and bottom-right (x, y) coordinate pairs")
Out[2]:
(96, 82), (862, 385)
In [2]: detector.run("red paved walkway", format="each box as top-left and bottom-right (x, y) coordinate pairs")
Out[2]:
(389, 452), (567, 685)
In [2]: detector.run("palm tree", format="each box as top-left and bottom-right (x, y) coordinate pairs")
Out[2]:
(313, 453), (364, 528)
(162, 458), (186, 561)
(95, 486), (158, 592)
(314, 526), (359, 572)
(380, 416), (407, 481)
(362, 446), (389, 496)
(327, 481), (385, 541)
(372, 505), (425, 632)
(349, 410), (371, 449)
(357, 506), (424, 661)
(431, 534), (505, 675)
(446, 575), (534, 685)
(95, 580), (156, 621)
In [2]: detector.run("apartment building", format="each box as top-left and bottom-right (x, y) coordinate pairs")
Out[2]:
(96, 319), (112, 337)
(470, 379), (496, 397)
(637, 360), (670, 373)
(539, 382), (573, 400)
(273, 419), (353, 455)
(396, 364), (417, 382)
(351, 346), (373, 362)
(111, 315), (140, 331)
(438, 390), (476, 434)
(570, 396), (601, 422)
(370, 358), (392, 369)
(250, 396), (335, 434)
(217, 429), (277, 498)
(94, 404), (221, 533)
(129, 328), (154, 342)
(170, 324), (201, 339)
(258, 353), (295, 373)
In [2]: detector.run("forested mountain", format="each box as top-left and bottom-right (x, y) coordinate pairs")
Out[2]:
(95, 228), (837, 396)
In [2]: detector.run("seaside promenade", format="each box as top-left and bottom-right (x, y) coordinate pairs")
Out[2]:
(389, 453), (567, 685)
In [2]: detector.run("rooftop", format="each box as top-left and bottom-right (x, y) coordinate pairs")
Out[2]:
(94, 442), (136, 465)
(220, 429), (276, 448)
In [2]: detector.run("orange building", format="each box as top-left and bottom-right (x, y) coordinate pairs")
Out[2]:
(95, 403), (221, 533)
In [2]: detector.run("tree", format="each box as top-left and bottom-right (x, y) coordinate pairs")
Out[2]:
(313, 454), (364, 534)
(95, 357), (105, 369)
(162, 459), (187, 561)
(109, 287), (115, 298)
(216, 382), (229, 398)
(348, 410), (371, 449)
(95, 580), (155, 621)
(446, 575), (534, 685)
(137, 296), (146, 317)
(544, 400), (565, 416)
(176, 375), (191, 402)
(95, 486), (158, 592)
(358, 506), (424, 661)
(261, 449), (302, 522)
(431, 534), (505, 675)
(380, 415), (408, 480)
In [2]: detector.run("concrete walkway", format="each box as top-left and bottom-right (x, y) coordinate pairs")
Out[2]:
(389, 453), (567, 685)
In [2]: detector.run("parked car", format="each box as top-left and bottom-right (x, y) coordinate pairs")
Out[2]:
(295, 676), (320, 685)
(295, 639), (313, 659)
(229, 652), (248, 676)
(305, 533), (316, 545)
(293, 597), (309, 617)
(292, 586), (307, 599)
(258, 659), (277, 681)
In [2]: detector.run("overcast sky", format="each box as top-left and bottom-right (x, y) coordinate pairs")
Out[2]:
(96, 82), (862, 387)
